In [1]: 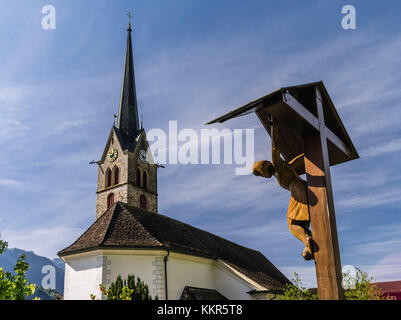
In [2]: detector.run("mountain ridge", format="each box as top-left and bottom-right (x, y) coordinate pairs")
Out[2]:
(0, 247), (65, 298)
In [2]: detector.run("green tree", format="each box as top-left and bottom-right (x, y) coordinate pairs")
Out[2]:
(281, 268), (387, 300)
(279, 272), (318, 300)
(92, 274), (157, 300)
(0, 237), (7, 254)
(344, 267), (386, 300)
(0, 235), (36, 300)
(108, 274), (124, 300)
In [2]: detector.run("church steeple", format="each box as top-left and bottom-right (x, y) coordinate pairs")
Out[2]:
(117, 20), (140, 144)
(95, 19), (158, 219)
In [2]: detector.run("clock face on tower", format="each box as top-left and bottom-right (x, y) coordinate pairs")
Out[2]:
(139, 149), (147, 163)
(107, 149), (118, 162)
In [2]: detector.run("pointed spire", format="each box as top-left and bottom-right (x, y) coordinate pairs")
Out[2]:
(117, 16), (140, 143)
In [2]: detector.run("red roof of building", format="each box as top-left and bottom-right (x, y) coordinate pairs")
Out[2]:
(375, 281), (401, 293)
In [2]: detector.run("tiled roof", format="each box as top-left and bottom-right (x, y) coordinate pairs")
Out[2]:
(58, 202), (290, 290)
(375, 280), (401, 293)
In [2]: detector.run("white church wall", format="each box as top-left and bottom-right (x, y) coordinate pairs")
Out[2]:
(166, 252), (260, 300)
(167, 253), (216, 300)
(62, 249), (265, 300)
(106, 250), (166, 300)
(63, 252), (103, 300)
(213, 263), (256, 300)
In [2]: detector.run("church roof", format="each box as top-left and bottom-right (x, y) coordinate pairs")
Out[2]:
(115, 126), (143, 153)
(58, 202), (290, 290)
(116, 22), (141, 152)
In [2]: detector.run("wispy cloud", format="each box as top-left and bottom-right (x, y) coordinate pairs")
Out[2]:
(337, 189), (401, 212)
(0, 2), (401, 287)
(361, 138), (401, 157)
(160, 163), (287, 215)
(369, 252), (401, 282)
(279, 265), (316, 288)
(2, 226), (85, 258)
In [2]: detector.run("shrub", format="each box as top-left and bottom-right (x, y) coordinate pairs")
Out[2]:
(344, 267), (386, 300)
(92, 274), (157, 300)
(279, 272), (318, 300)
(281, 268), (388, 300)
(0, 235), (36, 300)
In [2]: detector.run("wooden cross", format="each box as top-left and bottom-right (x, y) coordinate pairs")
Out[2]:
(286, 86), (345, 300)
(206, 81), (359, 300)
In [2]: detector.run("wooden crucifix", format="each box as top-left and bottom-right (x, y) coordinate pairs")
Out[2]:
(206, 81), (359, 300)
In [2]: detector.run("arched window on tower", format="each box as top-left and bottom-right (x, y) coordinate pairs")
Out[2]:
(106, 168), (112, 188)
(143, 171), (148, 190)
(136, 168), (141, 187)
(107, 193), (115, 208)
(114, 166), (119, 185)
(140, 195), (147, 210)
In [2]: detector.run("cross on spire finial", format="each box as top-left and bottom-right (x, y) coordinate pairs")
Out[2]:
(117, 11), (140, 144)
(126, 12), (133, 31)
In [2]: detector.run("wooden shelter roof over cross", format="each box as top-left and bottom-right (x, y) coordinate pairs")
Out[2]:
(206, 81), (359, 175)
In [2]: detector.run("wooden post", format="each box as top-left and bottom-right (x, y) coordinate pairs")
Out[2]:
(303, 87), (344, 300)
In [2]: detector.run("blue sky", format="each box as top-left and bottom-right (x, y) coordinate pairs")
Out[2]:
(1, 0), (401, 288)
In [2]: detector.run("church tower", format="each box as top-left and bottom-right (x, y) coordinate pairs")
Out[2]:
(95, 22), (158, 219)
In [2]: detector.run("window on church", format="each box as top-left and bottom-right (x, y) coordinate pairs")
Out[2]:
(107, 193), (114, 208)
(140, 194), (146, 210)
(114, 166), (119, 185)
(106, 168), (112, 188)
(143, 171), (147, 190)
(136, 168), (141, 187)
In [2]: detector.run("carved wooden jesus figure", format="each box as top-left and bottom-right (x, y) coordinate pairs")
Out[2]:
(252, 118), (314, 260)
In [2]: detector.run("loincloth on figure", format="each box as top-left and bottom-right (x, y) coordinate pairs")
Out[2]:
(287, 219), (311, 234)
(287, 178), (310, 221)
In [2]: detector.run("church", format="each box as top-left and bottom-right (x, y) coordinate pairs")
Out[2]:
(58, 22), (290, 300)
